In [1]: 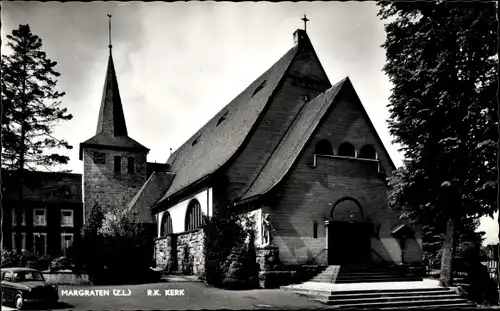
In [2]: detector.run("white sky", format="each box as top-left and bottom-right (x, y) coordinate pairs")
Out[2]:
(2, 1), (497, 245)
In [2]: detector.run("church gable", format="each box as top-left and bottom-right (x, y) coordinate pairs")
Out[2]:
(222, 30), (332, 202)
(306, 79), (396, 175)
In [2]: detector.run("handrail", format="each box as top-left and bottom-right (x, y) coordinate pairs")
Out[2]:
(308, 248), (328, 265)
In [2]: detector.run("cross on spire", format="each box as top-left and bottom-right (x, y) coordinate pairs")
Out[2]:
(301, 14), (310, 32)
(107, 14), (112, 52)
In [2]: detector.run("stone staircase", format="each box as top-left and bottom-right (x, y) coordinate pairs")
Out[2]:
(282, 286), (477, 309)
(310, 264), (423, 283)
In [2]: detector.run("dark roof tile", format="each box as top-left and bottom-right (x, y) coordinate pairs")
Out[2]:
(156, 45), (300, 204)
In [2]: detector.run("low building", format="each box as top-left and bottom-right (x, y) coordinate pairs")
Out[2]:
(1, 170), (83, 257)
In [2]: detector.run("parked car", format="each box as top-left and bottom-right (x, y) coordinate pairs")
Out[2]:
(1, 267), (59, 310)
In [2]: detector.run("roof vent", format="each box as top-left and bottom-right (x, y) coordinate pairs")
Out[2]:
(252, 80), (267, 97)
(192, 136), (200, 146)
(217, 111), (229, 126)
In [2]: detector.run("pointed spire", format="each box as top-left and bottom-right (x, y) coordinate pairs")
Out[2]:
(95, 15), (128, 137)
(107, 14), (112, 53)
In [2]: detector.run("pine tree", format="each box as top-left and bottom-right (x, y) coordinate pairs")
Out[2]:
(2, 24), (73, 248)
(378, 2), (498, 287)
(2, 24), (73, 171)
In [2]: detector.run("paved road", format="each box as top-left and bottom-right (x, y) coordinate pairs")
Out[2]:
(2, 280), (326, 310)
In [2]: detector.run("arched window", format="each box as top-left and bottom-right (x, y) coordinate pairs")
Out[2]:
(161, 212), (173, 236)
(315, 139), (333, 155)
(359, 145), (377, 159)
(185, 199), (203, 231)
(338, 142), (355, 157)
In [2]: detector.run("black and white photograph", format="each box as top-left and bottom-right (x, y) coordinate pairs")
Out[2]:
(1, 1), (498, 310)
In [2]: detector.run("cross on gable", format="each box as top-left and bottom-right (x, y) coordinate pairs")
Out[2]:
(301, 14), (310, 32)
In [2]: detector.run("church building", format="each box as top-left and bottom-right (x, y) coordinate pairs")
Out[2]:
(79, 23), (422, 279)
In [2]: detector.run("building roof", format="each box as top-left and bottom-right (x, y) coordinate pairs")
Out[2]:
(1, 169), (83, 204)
(79, 52), (148, 159)
(126, 171), (176, 223)
(240, 78), (347, 200)
(155, 40), (301, 205)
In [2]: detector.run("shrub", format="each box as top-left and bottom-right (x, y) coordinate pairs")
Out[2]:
(70, 203), (158, 285)
(203, 204), (258, 288)
(2, 249), (20, 267)
(50, 256), (74, 272)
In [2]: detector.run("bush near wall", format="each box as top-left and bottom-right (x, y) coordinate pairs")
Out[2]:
(1, 249), (53, 271)
(69, 204), (160, 285)
(203, 205), (259, 289)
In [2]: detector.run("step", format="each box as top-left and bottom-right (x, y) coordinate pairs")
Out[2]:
(326, 290), (459, 300)
(323, 294), (465, 305)
(282, 287), (453, 297)
(335, 277), (424, 283)
(378, 303), (477, 310)
(322, 298), (471, 308)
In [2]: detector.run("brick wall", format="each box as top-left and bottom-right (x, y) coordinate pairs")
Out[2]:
(266, 87), (421, 265)
(82, 148), (148, 217)
(223, 41), (331, 201)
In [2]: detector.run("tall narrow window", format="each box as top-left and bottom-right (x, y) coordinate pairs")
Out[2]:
(12, 233), (26, 251)
(61, 233), (74, 256)
(313, 222), (318, 239)
(33, 233), (47, 256)
(161, 212), (173, 236)
(127, 157), (135, 174)
(114, 156), (121, 173)
(185, 199), (203, 231)
(12, 208), (25, 226)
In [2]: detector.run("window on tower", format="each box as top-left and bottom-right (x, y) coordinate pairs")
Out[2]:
(93, 152), (106, 164)
(114, 156), (121, 173)
(127, 157), (135, 174)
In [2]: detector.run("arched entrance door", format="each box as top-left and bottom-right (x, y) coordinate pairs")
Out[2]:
(328, 198), (372, 265)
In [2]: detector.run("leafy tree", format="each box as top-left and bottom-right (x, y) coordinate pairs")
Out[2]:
(2, 24), (73, 249)
(378, 1), (498, 287)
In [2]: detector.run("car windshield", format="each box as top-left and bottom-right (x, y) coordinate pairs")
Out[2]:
(13, 271), (45, 282)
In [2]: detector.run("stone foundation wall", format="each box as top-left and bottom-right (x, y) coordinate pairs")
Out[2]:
(257, 245), (282, 288)
(154, 229), (205, 278)
(176, 230), (205, 277)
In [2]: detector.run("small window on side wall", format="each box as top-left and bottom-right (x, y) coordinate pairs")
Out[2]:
(313, 222), (318, 239)
(127, 157), (135, 174)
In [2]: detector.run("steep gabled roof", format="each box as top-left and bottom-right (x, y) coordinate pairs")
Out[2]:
(241, 78), (347, 200)
(240, 77), (397, 200)
(156, 44), (301, 205)
(79, 53), (148, 159)
(126, 171), (176, 223)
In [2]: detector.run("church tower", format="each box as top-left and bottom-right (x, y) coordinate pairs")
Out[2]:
(79, 16), (149, 219)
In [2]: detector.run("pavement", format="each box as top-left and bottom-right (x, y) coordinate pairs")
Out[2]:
(1, 277), (327, 310)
